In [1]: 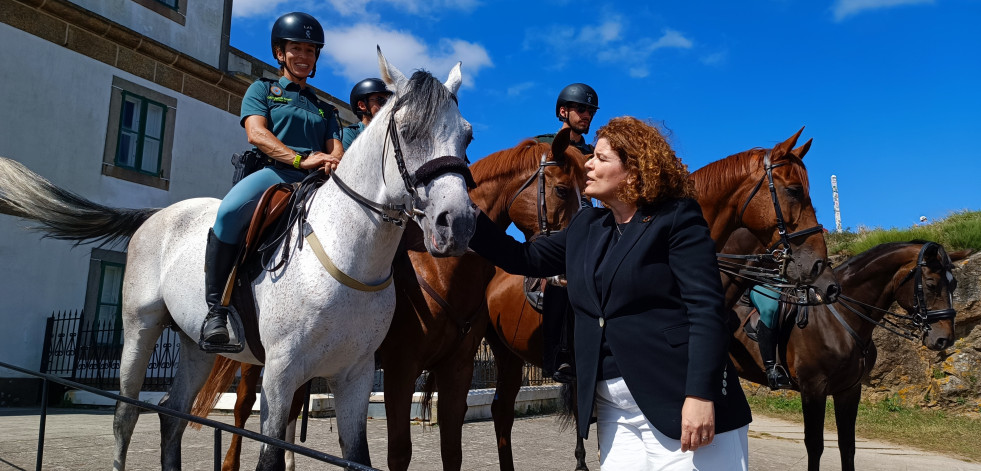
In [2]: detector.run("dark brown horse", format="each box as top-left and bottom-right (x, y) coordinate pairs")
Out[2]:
(481, 128), (838, 470)
(724, 231), (967, 471)
(191, 129), (587, 470)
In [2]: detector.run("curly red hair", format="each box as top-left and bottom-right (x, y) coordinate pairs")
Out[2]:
(595, 117), (696, 207)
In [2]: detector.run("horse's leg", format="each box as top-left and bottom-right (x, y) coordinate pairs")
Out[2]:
(801, 393), (828, 471)
(381, 353), (419, 471)
(224, 363), (261, 471)
(485, 331), (524, 471)
(833, 384), (861, 471)
(433, 343), (480, 471)
(255, 365), (297, 471)
(327, 359), (374, 466)
(112, 310), (166, 471)
(570, 383), (589, 471)
(283, 386), (307, 471)
(159, 330), (217, 470)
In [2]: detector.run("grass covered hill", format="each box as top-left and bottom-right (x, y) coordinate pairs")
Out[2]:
(826, 210), (981, 256)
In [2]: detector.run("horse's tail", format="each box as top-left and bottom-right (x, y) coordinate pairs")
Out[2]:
(0, 157), (160, 246)
(188, 356), (240, 429)
(420, 370), (438, 423)
(556, 381), (577, 432)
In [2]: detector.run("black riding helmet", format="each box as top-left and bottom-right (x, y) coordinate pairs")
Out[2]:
(555, 83), (599, 119)
(271, 12), (325, 78)
(349, 78), (392, 119)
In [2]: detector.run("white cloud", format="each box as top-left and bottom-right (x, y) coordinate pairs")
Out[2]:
(321, 24), (493, 88)
(232, 0), (292, 18)
(832, 0), (935, 21)
(507, 81), (535, 97)
(233, 0), (480, 18)
(524, 18), (693, 76)
(700, 51), (727, 66)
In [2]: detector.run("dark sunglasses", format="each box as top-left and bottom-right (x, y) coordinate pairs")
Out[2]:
(567, 103), (597, 115)
(367, 95), (389, 105)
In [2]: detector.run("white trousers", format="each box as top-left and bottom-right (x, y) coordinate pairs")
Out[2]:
(595, 377), (749, 471)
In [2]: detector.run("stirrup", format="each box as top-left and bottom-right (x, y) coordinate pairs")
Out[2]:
(766, 364), (792, 390)
(198, 311), (244, 354)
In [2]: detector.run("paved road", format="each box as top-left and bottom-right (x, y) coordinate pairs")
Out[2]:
(0, 408), (977, 470)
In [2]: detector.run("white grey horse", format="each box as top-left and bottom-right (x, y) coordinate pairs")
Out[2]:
(0, 49), (477, 470)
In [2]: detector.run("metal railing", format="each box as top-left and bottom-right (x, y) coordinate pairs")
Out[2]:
(0, 360), (379, 471)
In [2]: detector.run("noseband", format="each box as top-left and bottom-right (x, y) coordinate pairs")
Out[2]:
(330, 110), (475, 227)
(504, 153), (563, 236)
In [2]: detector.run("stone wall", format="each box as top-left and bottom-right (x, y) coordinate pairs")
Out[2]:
(864, 252), (981, 415)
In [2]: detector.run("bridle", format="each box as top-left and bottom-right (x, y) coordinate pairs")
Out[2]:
(906, 242), (957, 328)
(736, 150), (824, 268)
(504, 153), (564, 237)
(330, 108), (475, 227)
(718, 150), (827, 305)
(828, 242), (957, 347)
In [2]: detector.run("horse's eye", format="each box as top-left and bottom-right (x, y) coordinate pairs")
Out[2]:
(785, 186), (804, 200)
(555, 186), (570, 199)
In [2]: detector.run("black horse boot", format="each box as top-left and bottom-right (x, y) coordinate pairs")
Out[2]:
(756, 322), (792, 390)
(198, 229), (242, 353)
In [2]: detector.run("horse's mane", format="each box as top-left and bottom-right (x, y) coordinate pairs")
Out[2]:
(469, 139), (552, 184)
(691, 147), (811, 197)
(391, 70), (455, 143)
(835, 242), (918, 276)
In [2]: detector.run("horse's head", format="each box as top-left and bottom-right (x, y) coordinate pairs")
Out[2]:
(893, 243), (967, 350)
(469, 128), (586, 238)
(377, 48), (476, 257)
(733, 128), (839, 304)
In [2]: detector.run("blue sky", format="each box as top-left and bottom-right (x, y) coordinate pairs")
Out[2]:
(229, 0), (980, 232)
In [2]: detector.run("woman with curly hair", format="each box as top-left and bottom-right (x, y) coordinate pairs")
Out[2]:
(469, 116), (751, 470)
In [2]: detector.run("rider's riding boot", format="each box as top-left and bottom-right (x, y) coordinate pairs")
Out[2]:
(756, 322), (792, 390)
(552, 349), (576, 384)
(199, 229), (239, 351)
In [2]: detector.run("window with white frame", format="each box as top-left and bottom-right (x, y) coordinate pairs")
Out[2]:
(103, 76), (176, 190)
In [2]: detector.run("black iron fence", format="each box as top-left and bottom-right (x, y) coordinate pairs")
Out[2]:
(39, 311), (553, 393)
(40, 310), (179, 391)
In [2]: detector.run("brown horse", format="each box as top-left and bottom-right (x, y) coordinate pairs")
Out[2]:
(379, 129), (586, 471)
(191, 128), (587, 470)
(724, 233), (967, 471)
(481, 128), (838, 470)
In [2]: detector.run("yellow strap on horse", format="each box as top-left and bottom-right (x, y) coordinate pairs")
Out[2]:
(304, 228), (393, 292)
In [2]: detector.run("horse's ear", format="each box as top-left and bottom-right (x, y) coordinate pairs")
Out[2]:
(551, 127), (572, 163)
(377, 46), (408, 93)
(772, 126), (805, 160)
(793, 138), (813, 160)
(445, 62), (463, 97)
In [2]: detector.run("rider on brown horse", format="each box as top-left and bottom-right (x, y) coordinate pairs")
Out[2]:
(533, 83), (599, 382)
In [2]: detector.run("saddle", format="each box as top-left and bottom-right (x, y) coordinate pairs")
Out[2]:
(223, 175), (327, 362)
(737, 290), (809, 343)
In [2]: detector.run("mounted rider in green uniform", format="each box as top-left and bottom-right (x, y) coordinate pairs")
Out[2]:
(342, 78), (393, 150)
(199, 12), (343, 352)
(536, 83), (599, 382)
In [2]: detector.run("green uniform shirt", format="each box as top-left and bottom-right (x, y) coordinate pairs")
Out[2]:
(240, 76), (341, 154)
(342, 122), (366, 150)
(534, 132), (594, 155)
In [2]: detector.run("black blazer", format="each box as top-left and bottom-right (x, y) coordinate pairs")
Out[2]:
(469, 197), (752, 439)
